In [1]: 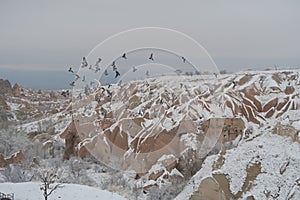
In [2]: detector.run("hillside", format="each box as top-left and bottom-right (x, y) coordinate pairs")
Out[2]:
(0, 70), (299, 199)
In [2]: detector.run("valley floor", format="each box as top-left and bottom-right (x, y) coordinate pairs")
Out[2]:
(0, 182), (126, 200)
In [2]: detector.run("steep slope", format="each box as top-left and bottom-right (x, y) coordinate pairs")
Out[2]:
(176, 127), (300, 200)
(58, 69), (300, 194)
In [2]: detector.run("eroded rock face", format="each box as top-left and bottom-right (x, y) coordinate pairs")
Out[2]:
(6, 150), (26, 165)
(191, 163), (262, 200)
(0, 150), (26, 168)
(60, 120), (81, 160)
(128, 95), (141, 109)
(201, 118), (245, 143)
(190, 177), (226, 200)
(12, 83), (21, 97)
(0, 79), (12, 96)
(0, 154), (6, 167)
(0, 94), (10, 110)
(273, 123), (299, 142)
(148, 157), (178, 181)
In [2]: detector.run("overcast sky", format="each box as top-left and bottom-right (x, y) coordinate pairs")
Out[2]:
(0, 0), (299, 89)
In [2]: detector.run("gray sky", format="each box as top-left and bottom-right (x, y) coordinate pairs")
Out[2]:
(0, 0), (299, 89)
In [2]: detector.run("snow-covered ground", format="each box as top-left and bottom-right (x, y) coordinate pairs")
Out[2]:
(0, 182), (127, 200)
(176, 126), (300, 200)
(1, 70), (300, 199)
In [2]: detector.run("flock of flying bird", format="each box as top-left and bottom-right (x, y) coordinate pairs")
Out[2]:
(61, 52), (161, 97)
(61, 52), (237, 98)
(67, 52), (163, 88)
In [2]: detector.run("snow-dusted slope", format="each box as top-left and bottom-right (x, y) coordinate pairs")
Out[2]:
(2, 70), (299, 199)
(69, 70), (300, 199)
(0, 182), (126, 200)
(176, 127), (300, 200)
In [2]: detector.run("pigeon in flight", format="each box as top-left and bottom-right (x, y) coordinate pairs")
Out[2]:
(111, 61), (116, 67)
(132, 66), (137, 72)
(111, 61), (117, 71)
(82, 75), (86, 82)
(115, 70), (120, 78)
(106, 90), (112, 99)
(232, 81), (237, 89)
(94, 59), (101, 73)
(68, 67), (74, 73)
(61, 90), (69, 97)
(95, 58), (101, 66)
(104, 69), (108, 76)
(95, 66), (101, 73)
(70, 81), (75, 87)
(81, 57), (88, 68)
(149, 53), (154, 61)
(89, 65), (93, 70)
(74, 74), (80, 81)
(181, 57), (186, 63)
(122, 53), (127, 59)
(146, 70), (149, 77)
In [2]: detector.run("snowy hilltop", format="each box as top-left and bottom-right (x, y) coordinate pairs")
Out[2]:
(0, 69), (299, 199)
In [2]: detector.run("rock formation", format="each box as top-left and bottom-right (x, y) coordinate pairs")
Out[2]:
(60, 120), (81, 160)
(0, 150), (26, 168)
(201, 118), (245, 143)
(12, 83), (21, 97)
(0, 79), (12, 96)
(0, 95), (10, 110)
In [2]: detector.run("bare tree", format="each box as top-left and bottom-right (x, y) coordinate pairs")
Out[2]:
(39, 168), (61, 200)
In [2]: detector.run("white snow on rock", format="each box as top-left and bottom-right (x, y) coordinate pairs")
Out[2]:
(175, 128), (300, 200)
